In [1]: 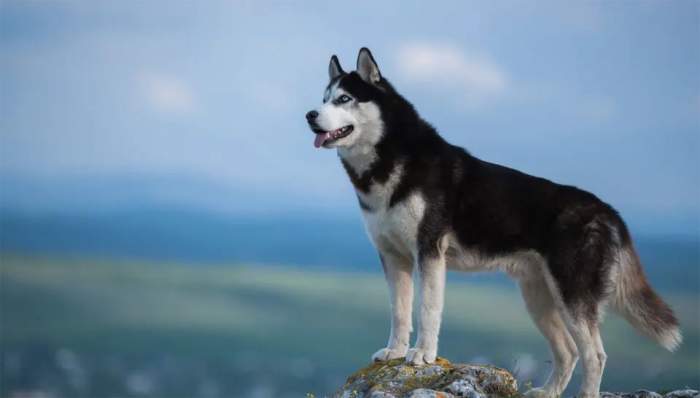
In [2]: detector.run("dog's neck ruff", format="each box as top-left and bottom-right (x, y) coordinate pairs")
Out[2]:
(339, 138), (402, 197)
(338, 143), (377, 176)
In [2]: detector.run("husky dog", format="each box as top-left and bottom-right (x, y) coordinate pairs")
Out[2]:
(305, 48), (681, 397)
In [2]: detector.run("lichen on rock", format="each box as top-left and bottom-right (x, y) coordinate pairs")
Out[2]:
(332, 357), (518, 398)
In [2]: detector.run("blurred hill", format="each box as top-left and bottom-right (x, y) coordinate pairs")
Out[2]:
(1, 255), (698, 398)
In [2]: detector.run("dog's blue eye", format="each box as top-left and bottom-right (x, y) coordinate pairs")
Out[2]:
(336, 95), (352, 104)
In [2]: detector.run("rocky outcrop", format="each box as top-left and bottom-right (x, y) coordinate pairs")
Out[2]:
(331, 358), (699, 398)
(601, 391), (699, 398)
(331, 357), (518, 398)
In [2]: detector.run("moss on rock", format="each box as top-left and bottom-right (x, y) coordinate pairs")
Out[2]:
(332, 357), (518, 398)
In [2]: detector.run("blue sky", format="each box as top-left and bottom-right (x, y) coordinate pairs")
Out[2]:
(1, 1), (698, 235)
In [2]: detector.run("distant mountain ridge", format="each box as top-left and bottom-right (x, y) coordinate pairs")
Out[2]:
(0, 206), (374, 269)
(1, 173), (697, 236)
(1, 206), (698, 293)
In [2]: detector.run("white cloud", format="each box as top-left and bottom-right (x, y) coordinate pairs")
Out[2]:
(140, 73), (196, 114)
(395, 42), (507, 106)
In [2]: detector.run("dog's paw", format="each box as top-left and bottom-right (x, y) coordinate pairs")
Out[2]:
(524, 387), (557, 398)
(371, 347), (407, 362)
(405, 347), (436, 365)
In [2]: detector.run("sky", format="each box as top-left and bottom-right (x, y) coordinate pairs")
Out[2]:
(1, 1), (699, 235)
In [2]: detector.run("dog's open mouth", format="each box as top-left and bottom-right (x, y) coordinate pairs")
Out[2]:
(313, 125), (354, 148)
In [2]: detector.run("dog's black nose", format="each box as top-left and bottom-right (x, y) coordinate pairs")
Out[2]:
(306, 110), (319, 121)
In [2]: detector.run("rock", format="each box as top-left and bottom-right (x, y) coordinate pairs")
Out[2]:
(332, 358), (518, 398)
(601, 391), (663, 398)
(330, 357), (698, 398)
(600, 391), (699, 398)
(406, 388), (452, 398)
(663, 390), (700, 398)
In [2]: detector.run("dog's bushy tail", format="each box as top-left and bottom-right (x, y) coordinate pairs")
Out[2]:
(612, 245), (682, 351)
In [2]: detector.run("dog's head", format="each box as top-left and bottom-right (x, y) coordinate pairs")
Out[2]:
(306, 48), (386, 150)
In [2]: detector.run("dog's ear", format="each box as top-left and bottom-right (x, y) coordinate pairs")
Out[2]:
(329, 55), (345, 80)
(356, 47), (381, 84)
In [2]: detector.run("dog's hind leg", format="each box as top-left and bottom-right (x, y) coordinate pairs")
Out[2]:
(560, 312), (606, 398)
(544, 210), (618, 396)
(590, 322), (608, 384)
(520, 276), (579, 398)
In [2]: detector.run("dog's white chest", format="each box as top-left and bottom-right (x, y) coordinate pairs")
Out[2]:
(358, 170), (426, 260)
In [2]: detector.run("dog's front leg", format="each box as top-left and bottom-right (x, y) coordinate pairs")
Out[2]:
(372, 252), (414, 362)
(406, 253), (446, 365)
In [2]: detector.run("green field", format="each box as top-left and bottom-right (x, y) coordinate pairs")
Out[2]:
(1, 254), (698, 397)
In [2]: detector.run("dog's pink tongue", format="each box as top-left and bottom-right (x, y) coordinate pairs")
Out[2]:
(314, 132), (329, 148)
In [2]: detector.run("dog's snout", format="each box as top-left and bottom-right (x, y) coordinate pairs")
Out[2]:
(306, 110), (319, 122)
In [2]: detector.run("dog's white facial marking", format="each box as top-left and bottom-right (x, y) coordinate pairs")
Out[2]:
(316, 83), (352, 132)
(322, 79), (340, 103)
(312, 81), (384, 162)
(336, 101), (383, 175)
(314, 87), (356, 145)
(349, 101), (384, 148)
